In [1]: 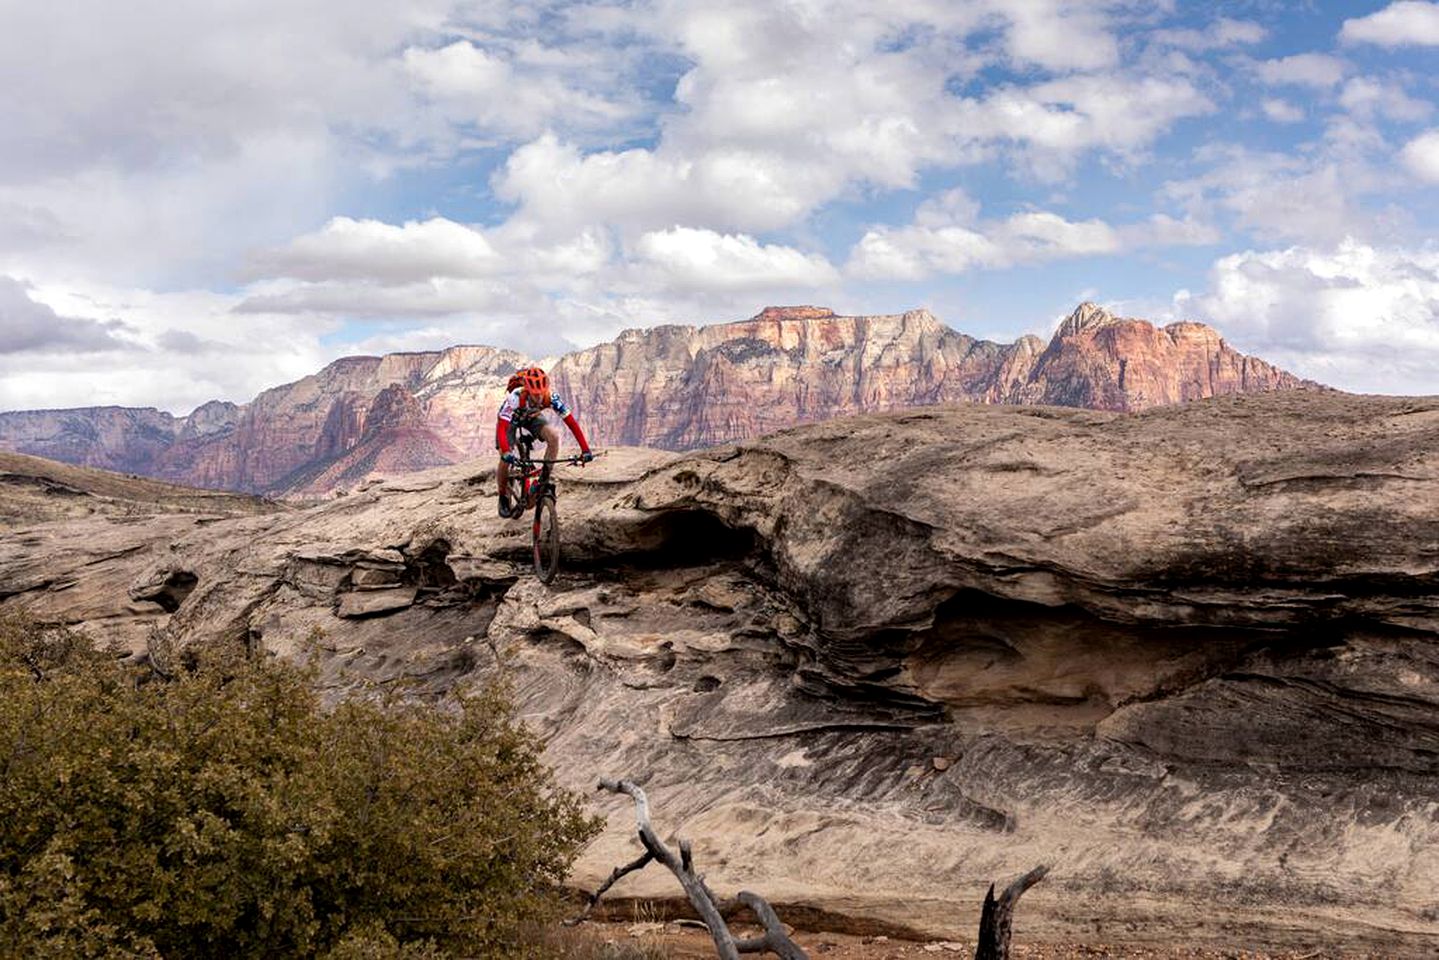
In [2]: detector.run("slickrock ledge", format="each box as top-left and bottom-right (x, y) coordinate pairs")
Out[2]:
(2, 390), (1437, 954)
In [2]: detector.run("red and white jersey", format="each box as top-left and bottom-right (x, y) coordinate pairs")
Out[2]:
(495, 386), (589, 455)
(497, 388), (570, 424)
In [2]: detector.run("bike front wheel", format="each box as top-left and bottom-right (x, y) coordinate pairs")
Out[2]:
(532, 492), (560, 583)
(504, 475), (527, 518)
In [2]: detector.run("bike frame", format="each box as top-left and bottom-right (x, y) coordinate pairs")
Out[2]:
(510, 453), (585, 509)
(506, 438), (590, 584)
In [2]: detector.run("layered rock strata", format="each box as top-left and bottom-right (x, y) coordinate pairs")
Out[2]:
(0, 305), (1315, 495)
(283, 384), (466, 497)
(0, 406), (184, 474)
(1, 390), (1435, 954)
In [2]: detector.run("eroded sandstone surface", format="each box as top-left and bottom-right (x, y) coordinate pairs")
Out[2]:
(0, 304), (1314, 496)
(1, 391), (1435, 954)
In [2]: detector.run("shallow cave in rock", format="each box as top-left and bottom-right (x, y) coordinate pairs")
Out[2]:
(407, 539), (458, 591)
(146, 570), (199, 613)
(905, 591), (1261, 708)
(562, 509), (763, 573)
(627, 510), (759, 567)
(798, 589), (1306, 732)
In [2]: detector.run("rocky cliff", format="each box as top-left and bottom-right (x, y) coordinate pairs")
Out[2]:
(0, 406), (183, 474)
(1013, 303), (1305, 408)
(2, 390), (1435, 954)
(551, 303), (1312, 448)
(0, 304), (1317, 495)
(283, 383), (466, 496)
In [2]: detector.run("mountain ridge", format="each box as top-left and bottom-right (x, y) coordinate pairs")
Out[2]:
(0, 302), (1322, 495)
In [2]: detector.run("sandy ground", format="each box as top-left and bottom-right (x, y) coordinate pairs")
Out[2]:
(560, 920), (1367, 959)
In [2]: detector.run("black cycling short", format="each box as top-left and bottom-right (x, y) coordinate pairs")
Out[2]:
(500, 418), (542, 453)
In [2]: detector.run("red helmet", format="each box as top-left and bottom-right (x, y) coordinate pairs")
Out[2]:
(516, 367), (550, 406)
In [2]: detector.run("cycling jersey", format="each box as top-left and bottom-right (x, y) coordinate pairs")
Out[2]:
(495, 388), (589, 455)
(498, 388), (569, 425)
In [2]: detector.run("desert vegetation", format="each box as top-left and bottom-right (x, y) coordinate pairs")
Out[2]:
(0, 610), (598, 958)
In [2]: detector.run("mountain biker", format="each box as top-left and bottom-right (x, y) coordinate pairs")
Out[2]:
(496, 366), (593, 518)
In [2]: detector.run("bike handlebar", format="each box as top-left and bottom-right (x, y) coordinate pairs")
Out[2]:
(512, 452), (601, 466)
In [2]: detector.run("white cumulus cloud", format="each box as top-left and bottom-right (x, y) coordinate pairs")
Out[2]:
(1261, 99), (1305, 124)
(0, 276), (136, 355)
(1341, 1), (1439, 46)
(1185, 240), (1439, 394)
(0, 280), (335, 413)
(1338, 78), (1432, 122)
(848, 189), (1222, 280)
(249, 217), (502, 283)
(1400, 130), (1439, 182)
(401, 39), (639, 141)
(1153, 16), (1266, 51)
(1255, 53), (1348, 88)
(952, 72), (1214, 178)
(633, 228), (839, 294)
(492, 134), (833, 237)
(999, 1), (1119, 71)
(1161, 148), (1388, 246)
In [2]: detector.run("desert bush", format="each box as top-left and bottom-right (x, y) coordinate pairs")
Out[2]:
(0, 610), (598, 958)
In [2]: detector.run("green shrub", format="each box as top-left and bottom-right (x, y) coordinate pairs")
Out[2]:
(0, 611), (598, 958)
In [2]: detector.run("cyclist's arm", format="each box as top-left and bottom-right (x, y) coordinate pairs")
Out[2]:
(551, 392), (591, 454)
(496, 388), (520, 455)
(561, 412), (590, 454)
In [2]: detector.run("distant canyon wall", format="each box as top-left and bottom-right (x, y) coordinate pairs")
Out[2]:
(0, 303), (1316, 495)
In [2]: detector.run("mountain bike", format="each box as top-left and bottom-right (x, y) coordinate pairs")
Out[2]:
(500, 430), (592, 584)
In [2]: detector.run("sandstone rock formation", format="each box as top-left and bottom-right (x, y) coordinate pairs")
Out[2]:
(551, 303), (1312, 450)
(0, 305), (1317, 496)
(283, 384), (466, 496)
(2, 390), (1435, 954)
(0, 406), (183, 474)
(1014, 303), (1304, 408)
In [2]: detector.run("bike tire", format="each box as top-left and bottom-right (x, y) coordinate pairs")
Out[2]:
(532, 492), (560, 584)
(507, 474), (528, 519)
(506, 434), (535, 519)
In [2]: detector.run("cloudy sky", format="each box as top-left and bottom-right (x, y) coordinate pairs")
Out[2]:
(2, 0), (1438, 413)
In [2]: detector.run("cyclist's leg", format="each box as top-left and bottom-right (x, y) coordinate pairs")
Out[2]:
(538, 422), (560, 483)
(497, 420), (520, 515)
(509, 419), (525, 459)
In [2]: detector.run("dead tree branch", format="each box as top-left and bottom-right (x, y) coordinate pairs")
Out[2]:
(974, 864), (1049, 960)
(563, 850), (654, 927)
(573, 778), (810, 959)
(731, 891), (808, 958)
(593, 778), (739, 957)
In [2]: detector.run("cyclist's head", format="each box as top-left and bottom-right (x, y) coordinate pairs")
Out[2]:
(518, 366), (551, 406)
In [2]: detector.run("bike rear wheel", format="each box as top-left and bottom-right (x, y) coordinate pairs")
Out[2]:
(532, 492), (560, 583)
